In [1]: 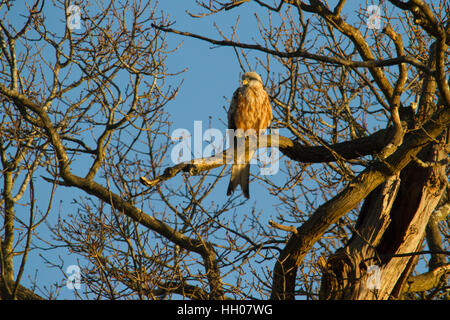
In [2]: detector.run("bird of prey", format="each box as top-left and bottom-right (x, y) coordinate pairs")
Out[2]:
(227, 72), (272, 198)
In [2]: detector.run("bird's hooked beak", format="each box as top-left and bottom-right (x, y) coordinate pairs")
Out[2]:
(242, 79), (249, 85)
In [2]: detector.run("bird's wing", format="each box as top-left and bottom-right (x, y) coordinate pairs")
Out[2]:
(227, 88), (240, 131)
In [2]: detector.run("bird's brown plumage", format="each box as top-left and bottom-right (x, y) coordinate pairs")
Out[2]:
(227, 72), (272, 198)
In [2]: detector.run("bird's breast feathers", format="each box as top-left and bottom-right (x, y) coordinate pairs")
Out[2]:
(228, 86), (272, 132)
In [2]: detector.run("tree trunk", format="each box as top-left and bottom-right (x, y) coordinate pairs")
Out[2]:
(320, 140), (448, 300)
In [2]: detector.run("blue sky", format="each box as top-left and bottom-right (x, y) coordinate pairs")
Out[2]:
(159, 2), (271, 130)
(7, 0), (287, 299)
(4, 0), (434, 299)
(4, 0), (349, 299)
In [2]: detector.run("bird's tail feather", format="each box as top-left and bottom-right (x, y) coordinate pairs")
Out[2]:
(227, 163), (250, 198)
(227, 135), (257, 199)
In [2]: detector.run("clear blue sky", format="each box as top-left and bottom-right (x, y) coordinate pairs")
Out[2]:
(7, 0), (430, 299)
(11, 0), (286, 299)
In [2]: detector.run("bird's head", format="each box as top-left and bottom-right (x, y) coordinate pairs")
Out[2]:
(241, 72), (263, 87)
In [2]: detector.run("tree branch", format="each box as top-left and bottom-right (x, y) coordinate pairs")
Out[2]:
(0, 82), (226, 299)
(0, 279), (43, 300)
(140, 128), (393, 188)
(403, 264), (450, 293)
(269, 220), (298, 236)
(151, 24), (431, 73)
(271, 105), (450, 299)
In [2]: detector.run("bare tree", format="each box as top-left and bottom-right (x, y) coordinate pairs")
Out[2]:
(0, 92), (50, 299)
(0, 0), (448, 300)
(149, 0), (450, 300)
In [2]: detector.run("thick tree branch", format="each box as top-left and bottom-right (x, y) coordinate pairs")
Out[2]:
(403, 264), (450, 293)
(0, 279), (43, 300)
(270, 105), (450, 299)
(426, 201), (450, 270)
(388, 0), (450, 45)
(140, 127), (394, 188)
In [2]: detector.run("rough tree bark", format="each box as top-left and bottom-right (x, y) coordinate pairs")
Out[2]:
(318, 35), (449, 299)
(148, 0), (450, 300)
(319, 140), (448, 299)
(269, 104), (450, 299)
